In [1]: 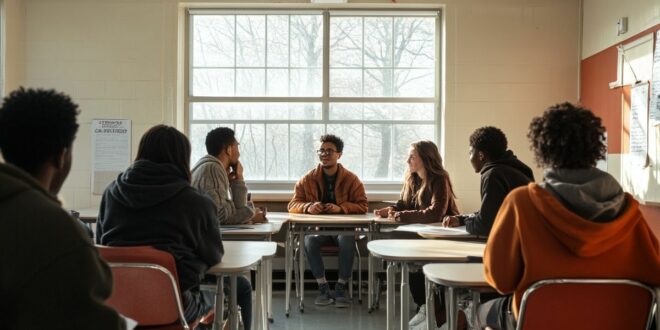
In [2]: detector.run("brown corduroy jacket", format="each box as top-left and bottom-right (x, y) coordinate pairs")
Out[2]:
(288, 164), (368, 214)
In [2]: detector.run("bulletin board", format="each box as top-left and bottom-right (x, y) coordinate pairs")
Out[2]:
(580, 24), (660, 205)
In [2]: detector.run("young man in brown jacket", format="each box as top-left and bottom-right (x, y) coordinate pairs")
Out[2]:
(288, 134), (368, 308)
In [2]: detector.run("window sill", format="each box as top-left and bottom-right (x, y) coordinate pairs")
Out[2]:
(251, 190), (400, 202)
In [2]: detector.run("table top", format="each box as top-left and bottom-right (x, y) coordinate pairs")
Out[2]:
(221, 221), (285, 236)
(77, 207), (99, 221)
(367, 239), (485, 261)
(274, 211), (375, 224)
(423, 263), (489, 287)
(207, 241), (277, 274)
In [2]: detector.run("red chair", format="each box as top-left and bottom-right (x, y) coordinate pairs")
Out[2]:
(97, 245), (209, 330)
(516, 279), (657, 330)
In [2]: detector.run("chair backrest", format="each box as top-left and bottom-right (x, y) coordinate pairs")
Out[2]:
(516, 279), (656, 330)
(97, 245), (188, 329)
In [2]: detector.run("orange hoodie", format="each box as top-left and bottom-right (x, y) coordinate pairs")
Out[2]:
(288, 164), (368, 214)
(484, 183), (660, 318)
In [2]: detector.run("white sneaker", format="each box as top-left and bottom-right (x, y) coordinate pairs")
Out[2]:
(408, 305), (427, 328)
(411, 321), (447, 330)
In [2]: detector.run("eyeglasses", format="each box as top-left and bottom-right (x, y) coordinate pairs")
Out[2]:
(316, 149), (338, 156)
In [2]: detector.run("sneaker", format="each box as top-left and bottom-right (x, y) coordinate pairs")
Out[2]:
(409, 304), (426, 328)
(315, 283), (334, 306)
(334, 282), (351, 308)
(410, 321), (446, 330)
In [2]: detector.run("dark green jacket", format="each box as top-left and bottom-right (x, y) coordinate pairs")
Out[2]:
(0, 163), (125, 330)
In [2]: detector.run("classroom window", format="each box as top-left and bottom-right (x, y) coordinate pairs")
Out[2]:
(188, 10), (440, 184)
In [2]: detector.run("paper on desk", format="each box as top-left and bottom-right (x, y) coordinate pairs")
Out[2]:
(395, 223), (469, 236)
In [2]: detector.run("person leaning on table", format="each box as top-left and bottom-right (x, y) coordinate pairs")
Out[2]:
(288, 134), (368, 309)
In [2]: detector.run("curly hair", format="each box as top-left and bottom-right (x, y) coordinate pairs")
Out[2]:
(528, 102), (606, 169)
(0, 87), (79, 175)
(469, 126), (508, 160)
(320, 134), (344, 153)
(205, 126), (236, 156)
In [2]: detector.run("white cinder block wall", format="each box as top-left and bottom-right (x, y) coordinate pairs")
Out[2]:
(5, 0), (580, 212)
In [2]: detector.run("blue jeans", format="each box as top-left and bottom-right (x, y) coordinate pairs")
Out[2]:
(304, 235), (355, 281)
(187, 276), (252, 330)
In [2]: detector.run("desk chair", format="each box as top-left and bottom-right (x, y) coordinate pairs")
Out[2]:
(97, 245), (211, 330)
(516, 279), (656, 330)
(292, 235), (364, 304)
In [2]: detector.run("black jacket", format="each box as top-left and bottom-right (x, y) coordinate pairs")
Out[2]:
(0, 163), (125, 330)
(96, 160), (223, 292)
(458, 150), (534, 236)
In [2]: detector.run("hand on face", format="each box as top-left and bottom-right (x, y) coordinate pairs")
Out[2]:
(229, 160), (244, 181)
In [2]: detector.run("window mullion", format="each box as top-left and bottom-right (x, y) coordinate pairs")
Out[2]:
(322, 10), (330, 121)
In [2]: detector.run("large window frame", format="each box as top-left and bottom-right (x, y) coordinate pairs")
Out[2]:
(186, 7), (443, 197)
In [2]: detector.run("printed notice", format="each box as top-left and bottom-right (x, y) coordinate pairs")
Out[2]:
(92, 119), (131, 194)
(650, 31), (660, 125)
(630, 84), (649, 167)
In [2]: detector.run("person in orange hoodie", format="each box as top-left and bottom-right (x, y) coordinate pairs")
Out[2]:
(481, 102), (660, 330)
(288, 134), (368, 308)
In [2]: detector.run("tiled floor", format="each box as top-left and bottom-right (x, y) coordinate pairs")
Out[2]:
(267, 290), (418, 330)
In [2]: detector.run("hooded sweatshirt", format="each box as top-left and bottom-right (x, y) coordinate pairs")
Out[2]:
(96, 160), (223, 292)
(458, 150), (534, 236)
(484, 180), (660, 319)
(288, 163), (368, 214)
(191, 155), (254, 225)
(0, 163), (125, 330)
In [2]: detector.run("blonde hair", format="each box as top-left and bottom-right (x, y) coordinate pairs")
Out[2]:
(401, 140), (455, 208)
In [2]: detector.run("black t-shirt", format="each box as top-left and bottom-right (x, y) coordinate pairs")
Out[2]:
(322, 172), (337, 204)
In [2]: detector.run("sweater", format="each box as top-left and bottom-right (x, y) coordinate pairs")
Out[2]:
(96, 160), (223, 292)
(191, 155), (254, 225)
(484, 183), (660, 319)
(392, 175), (459, 223)
(0, 163), (125, 330)
(457, 150), (534, 235)
(288, 164), (368, 214)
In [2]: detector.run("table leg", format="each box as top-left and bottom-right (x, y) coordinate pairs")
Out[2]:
(261, 261), (268, 330)
(230, 275), (238, 330)
(267, 258), (273, 322)
(298, 226), (305, 312)
(445, 286), (458, 330)
(400, 263), (410, 330)
(367, 223), (374, 311)
(425, 277), (435, 330)
(386, 262), (396, 330)
(213, 275), (225, 330)
(255, 264), (262, 330)
(285, 223), (291, 317)
(470, 291), (480, 329)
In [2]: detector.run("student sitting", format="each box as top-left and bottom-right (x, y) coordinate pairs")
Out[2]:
(95, 125), (237, 327)
(442, 126), (534, 236)
(481, 103), (660, 330)
(288, 134), (368, 308)
(374, 140), (458, 222)
(0, 88), (126, 329)
(374, 140), (459, 329)
(192, 127), (265, 225)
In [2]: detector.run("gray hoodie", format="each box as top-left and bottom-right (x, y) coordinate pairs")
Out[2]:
(191, 155), (255, 225)
(541, 167), (626, 222)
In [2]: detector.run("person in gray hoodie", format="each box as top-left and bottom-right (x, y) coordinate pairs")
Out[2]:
(96, 125), (228, 326)
(191, 127), (266, 225)
(0, 88), (126, 330)
(442, 126), (535, 236)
